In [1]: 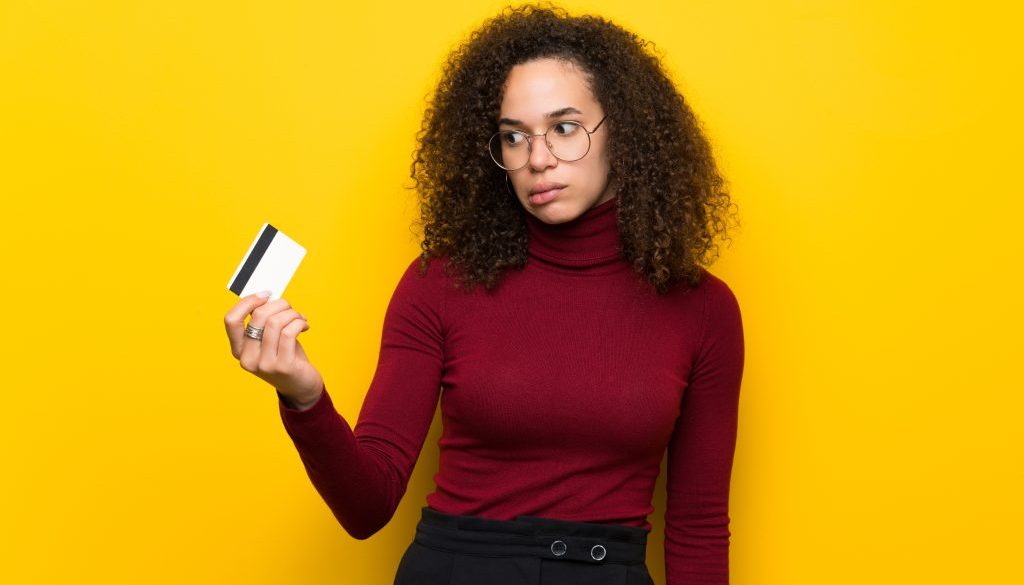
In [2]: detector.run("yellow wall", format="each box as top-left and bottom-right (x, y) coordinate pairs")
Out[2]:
(2, 1), (1020, 583)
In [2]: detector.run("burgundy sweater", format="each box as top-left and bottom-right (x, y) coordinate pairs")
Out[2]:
(277, 196), (745, 584)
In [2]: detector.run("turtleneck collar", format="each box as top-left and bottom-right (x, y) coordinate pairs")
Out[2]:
(522, 196), (625, 273)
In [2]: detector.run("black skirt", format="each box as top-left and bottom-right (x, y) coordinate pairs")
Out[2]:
(394, 505), (655, 585)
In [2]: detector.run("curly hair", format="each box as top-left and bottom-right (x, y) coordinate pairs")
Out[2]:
(407, 2), (739, 295)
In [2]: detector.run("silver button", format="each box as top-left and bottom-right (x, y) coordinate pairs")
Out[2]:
(590, 544), (606, 561)
(550, 540), (567, 556)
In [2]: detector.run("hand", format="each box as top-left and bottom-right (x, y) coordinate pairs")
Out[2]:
(224, 293), (324, 409)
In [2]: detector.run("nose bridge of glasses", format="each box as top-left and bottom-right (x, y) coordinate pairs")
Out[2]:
(530, 131), (557, 159)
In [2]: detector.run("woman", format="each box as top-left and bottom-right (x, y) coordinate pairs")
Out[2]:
(223, 3), (744, 584)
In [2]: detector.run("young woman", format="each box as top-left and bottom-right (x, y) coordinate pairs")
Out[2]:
(223, 4), (744, 584)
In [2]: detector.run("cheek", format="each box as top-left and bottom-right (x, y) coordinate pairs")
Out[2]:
(584, 152), (611, 191)
(589, 136), (611, 168)
(511, 175), (530, 196)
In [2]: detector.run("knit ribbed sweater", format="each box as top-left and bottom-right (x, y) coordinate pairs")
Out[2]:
(277, 196), (745, 584)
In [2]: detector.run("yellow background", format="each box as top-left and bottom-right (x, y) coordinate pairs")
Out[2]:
(2, 0), (1021, 583)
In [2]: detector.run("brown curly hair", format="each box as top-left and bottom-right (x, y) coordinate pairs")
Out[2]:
(407, 2), (739, 295)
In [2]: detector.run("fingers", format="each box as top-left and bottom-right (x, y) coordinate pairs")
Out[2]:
(224, 293), (271, 357)
(256, 307), (306, 366)
(238, 298), (291, 368)
(277, 317), (311, 365)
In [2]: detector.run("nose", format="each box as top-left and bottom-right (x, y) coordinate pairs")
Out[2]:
(527, 135), (558, 171)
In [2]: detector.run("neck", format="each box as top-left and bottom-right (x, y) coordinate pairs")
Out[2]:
(522, 197), (625, 273)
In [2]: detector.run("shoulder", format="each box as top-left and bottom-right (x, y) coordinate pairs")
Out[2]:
(397, 253), (452, 289)
(382, 254), (451, 336)
(697, 268), (740, 307)
(695, 268), (743, 340)
(391, 253), (453, 307)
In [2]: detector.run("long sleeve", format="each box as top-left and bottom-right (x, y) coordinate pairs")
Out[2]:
(665, 275), (745, 584)
(276, 256), (446, 540)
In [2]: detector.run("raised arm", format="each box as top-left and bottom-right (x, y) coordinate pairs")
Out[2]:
(276, 256), (447, 540)
(665, 274), (745, 584)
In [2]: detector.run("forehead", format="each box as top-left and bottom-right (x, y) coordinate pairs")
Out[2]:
(500, 58), (598, 115)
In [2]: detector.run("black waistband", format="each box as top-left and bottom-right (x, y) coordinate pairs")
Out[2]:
(414, 506), (649, 565)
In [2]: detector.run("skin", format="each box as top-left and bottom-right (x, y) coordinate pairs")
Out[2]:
(501, 57), (616, 223)
(224, 293), (323, 410)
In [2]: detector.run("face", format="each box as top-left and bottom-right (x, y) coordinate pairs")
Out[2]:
(497, 57), (615, 224)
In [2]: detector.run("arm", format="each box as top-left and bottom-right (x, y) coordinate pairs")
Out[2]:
(276, 256), (446, 540)
(665, 274), (745, 584)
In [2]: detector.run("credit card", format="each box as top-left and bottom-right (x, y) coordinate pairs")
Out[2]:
(226, 222), (306, 301)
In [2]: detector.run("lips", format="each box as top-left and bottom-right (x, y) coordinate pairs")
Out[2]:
(528, 186), (564, 205)
(529, 181), (567, 195)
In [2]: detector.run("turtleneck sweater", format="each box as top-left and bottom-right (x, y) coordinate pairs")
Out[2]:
(276, 196), (745, 584)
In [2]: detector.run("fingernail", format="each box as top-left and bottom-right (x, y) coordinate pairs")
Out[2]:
(257, 290), (272, 298)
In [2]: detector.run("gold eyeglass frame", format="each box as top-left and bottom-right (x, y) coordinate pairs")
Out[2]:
(487, 114), (608, 171)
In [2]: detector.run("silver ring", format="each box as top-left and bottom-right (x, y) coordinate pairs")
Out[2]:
(244, 323), (264, 341)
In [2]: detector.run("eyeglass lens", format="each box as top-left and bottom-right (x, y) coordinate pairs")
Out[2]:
(488, 122), (592, 170)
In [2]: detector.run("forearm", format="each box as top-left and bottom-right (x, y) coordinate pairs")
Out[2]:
(278, 387), (401, 540)
(275, 255), (446, 540)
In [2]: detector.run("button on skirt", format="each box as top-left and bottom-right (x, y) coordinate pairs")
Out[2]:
(393, 505), (655, 585)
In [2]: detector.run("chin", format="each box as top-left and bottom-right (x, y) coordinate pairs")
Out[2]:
(530, 200), (587, 224)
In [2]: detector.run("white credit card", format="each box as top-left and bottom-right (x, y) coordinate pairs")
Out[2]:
(226, 222), (306, 301)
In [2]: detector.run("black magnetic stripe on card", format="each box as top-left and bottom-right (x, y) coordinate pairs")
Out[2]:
(229, 224), (278, 295)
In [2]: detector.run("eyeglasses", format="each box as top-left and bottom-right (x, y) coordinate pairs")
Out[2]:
(487, 115), (608, 171)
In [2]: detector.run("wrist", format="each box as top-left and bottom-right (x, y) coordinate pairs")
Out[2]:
(280, 385), (323, 411)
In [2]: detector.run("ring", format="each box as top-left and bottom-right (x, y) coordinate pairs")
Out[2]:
(244, 323), (264, 342)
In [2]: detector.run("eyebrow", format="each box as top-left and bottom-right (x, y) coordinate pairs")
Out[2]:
(498, 107), (583, 127)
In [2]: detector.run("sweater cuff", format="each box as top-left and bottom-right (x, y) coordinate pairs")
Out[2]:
(277, 384), (332, 421)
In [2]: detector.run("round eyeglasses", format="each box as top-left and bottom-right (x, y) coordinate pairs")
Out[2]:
(487, 115), (608, 171)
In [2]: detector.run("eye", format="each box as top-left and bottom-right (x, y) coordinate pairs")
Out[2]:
(552, 122), (580, 136)
(502, 131), (527, 146)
